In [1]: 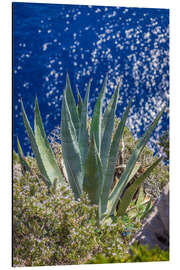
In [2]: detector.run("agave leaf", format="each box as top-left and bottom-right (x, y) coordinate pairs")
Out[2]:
(90, 75), (108, 153)
(107, 108), (164, 216)
(127, 162), (141, 185)
(82, 78), (92, 129)
(34, 97), (65, 185)
(17, 137), (31, 173)
(65, 73), (80, 139)
(100, 82), (120, 170)
(76, 88), (83, 120)
(117, 157), (162, 216)
(115, 157), (162, 217)
(83, 135), (103, 206)
(110, 162), (141, 201)
(136, 185), (145, 208)
(78, 79), (92, 165)
(140, 199), (153, 220)
(61, 92), (83, 198)
(63, 89), (77, 141)
(101, 78), (122, 139)
(21, 99), (51, 187)
(101, 98), (114, 139)
(100, 99), (132, 217)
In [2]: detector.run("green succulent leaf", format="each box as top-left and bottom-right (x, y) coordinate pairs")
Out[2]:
(21, 99), (51, 187)
(140, 199), (153, 220)
(90, 75), (108, 153)
(126, 162), (141, 186)
(100, 82), (120, 170)
(117, 157), (162, 217)
(136, 185), (145, 208)
(78, 79), (92, 166)
(34, 97), (65, 186)
(107, 108), (164, 216)
(76, 88), (83, 119)
(83, 135), (103, 206)
(101, 99), (114, 140)
(101, 78), (122, 140)
(65, 73), (80, 139)
(110, 162), (141, 203)
(100, 99), (132, 217)
(61, 91), (83, 198)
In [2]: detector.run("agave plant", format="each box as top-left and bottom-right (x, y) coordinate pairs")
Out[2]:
(60, 74), (164, 224)
(20, 98), (65, 188)
(19, 74), (164, 225)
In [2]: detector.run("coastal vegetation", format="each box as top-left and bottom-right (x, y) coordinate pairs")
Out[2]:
(13, 75), (169, 266)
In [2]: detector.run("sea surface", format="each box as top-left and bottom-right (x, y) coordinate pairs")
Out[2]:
(13, 2), (169, 155)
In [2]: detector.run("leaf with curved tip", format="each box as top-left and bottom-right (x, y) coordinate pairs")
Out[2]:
(34, 98), (65, 186)
(107, 108), (165, 216)
(116, 157), (162, 217)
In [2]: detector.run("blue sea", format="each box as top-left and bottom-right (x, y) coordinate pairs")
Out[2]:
(13, 2), (169, 155)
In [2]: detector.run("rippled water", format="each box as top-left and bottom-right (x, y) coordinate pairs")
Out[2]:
(13, 2), (169, 155)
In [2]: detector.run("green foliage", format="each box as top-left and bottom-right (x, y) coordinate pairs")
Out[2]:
(20, 97), (65, 187)
(61, 74), (165, 223)
(117, 158), (162, 217)
(14, 74), (169, 267)
(86, 243), (169, 264)
(125, 188), (153, 221)
(49, 121), (169, 204)
(13, 164), (142, 266)
(127, 243), (169, 262)
(13, 168), (97, 266)
(115, 124), (169, 200)
(19, 74), (166, 224)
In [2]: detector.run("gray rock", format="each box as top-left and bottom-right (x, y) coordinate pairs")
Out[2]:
(130, 183), (169, 250)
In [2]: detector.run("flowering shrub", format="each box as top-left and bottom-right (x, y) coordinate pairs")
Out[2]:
(13, 167), (96, 266)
